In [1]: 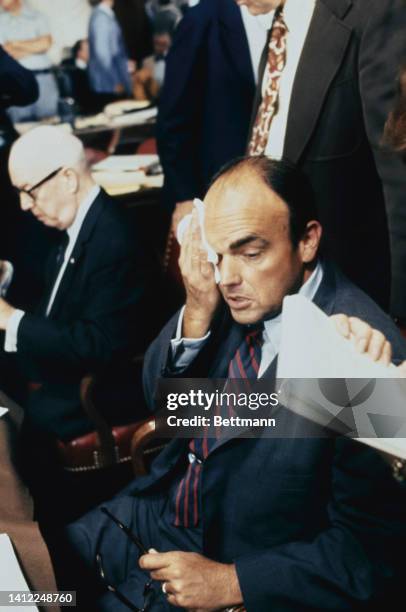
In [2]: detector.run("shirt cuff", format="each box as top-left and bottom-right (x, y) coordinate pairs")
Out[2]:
(4, 309), (25, 353)
(170, 306), (211, 370)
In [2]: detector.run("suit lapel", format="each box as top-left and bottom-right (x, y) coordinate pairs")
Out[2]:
(218, 0), (256, 89)
(283, 0), (353, 163)
(48, 192), (105, 318)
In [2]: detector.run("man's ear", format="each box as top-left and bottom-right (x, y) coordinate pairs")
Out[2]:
(299, 220), (322, 263)
(63, 168), (79, 194)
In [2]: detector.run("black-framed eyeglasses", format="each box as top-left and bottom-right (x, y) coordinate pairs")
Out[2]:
(13, 166), (63, 201)
(95, 507), (155, 612)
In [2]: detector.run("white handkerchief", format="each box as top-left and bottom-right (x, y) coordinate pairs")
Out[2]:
(176, 198), (221, 283)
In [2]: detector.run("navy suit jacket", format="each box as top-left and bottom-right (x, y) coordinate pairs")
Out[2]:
(137, 263), (406, 610)
(14, 190), (152, 440)
(157, 0), (256, 207)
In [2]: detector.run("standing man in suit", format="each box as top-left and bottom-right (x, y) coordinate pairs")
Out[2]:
(157, 0), (265, 229)
(66, 157), (406, 612)
(239, 0), (406, 320)
(0, 126), (150, 522)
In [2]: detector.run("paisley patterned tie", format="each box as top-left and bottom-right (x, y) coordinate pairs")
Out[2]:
(248, 8), (288, 156)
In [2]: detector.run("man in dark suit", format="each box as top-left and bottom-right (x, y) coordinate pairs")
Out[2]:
(0, 125), (152, 521)
(0, 44), (38, 264)
(241, 0), (406, 320)
(66, 157), (406, 612)
(157, 0), (257, 228)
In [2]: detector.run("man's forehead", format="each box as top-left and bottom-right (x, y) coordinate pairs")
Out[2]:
(204, 175), (289, 246)
(9, 160), (50, 187)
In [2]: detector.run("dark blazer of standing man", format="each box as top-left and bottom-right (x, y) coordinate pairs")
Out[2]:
(243, 0), (406, 318)
(157, 0), (257, 221)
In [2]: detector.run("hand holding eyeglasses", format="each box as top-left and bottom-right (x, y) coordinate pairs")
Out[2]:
(139, 550), (243, 611)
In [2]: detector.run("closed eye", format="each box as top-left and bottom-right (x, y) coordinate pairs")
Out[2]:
(243, 251), (261, 259)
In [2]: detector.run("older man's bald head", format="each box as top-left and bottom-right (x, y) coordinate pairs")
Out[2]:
(9, 126), (88, 187)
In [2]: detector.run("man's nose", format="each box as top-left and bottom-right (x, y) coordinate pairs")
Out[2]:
(19, 193), (33, 212)
(219, 255), (242, 287)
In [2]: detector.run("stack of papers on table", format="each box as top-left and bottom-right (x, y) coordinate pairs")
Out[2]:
(0, 534), (38, 611)
(92, 155), (159, 172)
(91, 155), (163, 195)
(277, 295), (406, 459)
(104, 99), (150, 117)
(110, 106), (157, 127)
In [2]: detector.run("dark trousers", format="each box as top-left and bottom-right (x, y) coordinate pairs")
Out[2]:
(61, 490), (202, 611)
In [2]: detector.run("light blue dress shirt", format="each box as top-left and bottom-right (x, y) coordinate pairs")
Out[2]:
(0, 4), (52, 70)
(88, 4), (132, 95)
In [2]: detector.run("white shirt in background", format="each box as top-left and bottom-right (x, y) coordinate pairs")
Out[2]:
(240, 6), (268, 83)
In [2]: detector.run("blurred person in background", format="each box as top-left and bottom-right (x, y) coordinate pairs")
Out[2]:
(59, 39), (118, 114)
(88, 0), (134, 97)
(0, 0), (59, 122)
(27, 0), (91, 65)
(146, 0), (185, 22)
(113, 0), (153, 66)
(133, 10), (177, 101)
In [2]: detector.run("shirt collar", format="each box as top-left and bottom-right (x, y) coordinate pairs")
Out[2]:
(67, 185), (100, 244)
(98, 3), (115, 18)
(256, 0), (317, 33)
(263, 260), (324, 339)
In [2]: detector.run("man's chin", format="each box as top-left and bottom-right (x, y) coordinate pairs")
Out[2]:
(229, 306), (262, 325)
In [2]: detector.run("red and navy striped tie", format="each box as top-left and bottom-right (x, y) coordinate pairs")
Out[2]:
(173, 325), (264, 527)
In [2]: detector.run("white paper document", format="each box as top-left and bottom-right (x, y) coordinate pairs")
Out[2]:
(0, 534), (38, 611)
(277, 294), (400, 379)
(92, 154), (159, 173)
(276, 295), (406, 459)
(0, 407), (9, 418)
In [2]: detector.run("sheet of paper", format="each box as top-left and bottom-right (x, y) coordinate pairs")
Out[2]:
(0, 534), (38, 611)
(276, 295), (406, 459)
(110, 106), (157, 127)
(277, 294), (399, 379)
(92, 155), (159, 173)
(0, 407), (9, 418)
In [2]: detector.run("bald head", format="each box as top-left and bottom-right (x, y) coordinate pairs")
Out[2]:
(9, 126), (87, 187)
(9, 126), (96, 231)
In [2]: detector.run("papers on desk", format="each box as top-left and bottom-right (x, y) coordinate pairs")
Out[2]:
(74, 106), (157, 131)
(92, 154), (159, 173)
(0, 534), (38, 611)
(0, 408), (9, 419)
(277, 295), (406, 459)
(104, 99), (150, 118)
(91, 155), (163, 195)
(109, 106), (157, 127)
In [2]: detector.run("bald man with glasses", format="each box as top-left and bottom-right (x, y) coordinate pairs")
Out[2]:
(0, 125), (151, 525)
